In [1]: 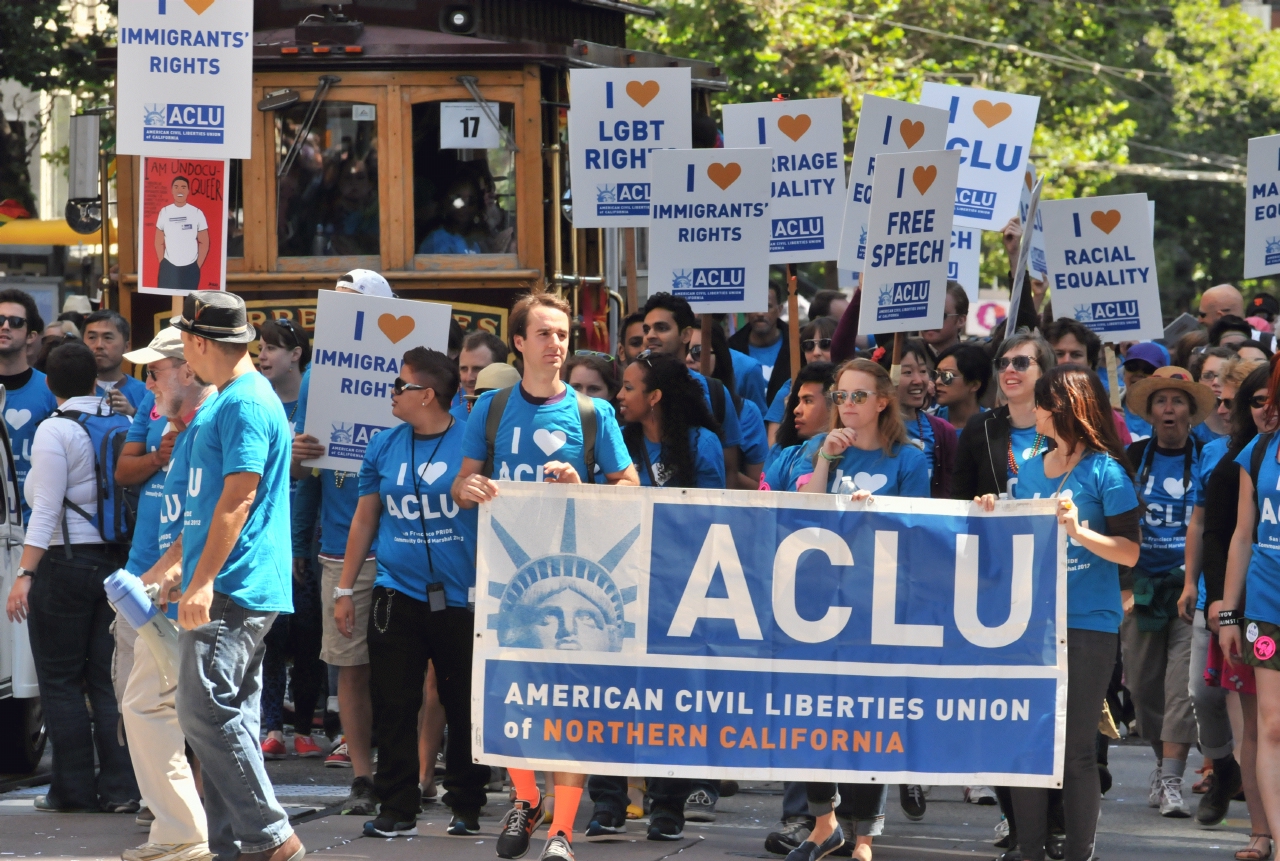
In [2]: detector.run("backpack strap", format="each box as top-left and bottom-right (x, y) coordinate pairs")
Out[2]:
(1252, 432), (1276, 543)
(707, 377), (726, 430)
(575, 391), (597, 481)
(482, 386), (517, 479)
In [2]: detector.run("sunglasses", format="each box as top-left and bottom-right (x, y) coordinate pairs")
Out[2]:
(274, 317), (304, 349)
(931, 370), (961, 386)
(0, 315), (27, 330)
(1219, 394), (1269, 411)
(392, 377), (429, 396)
(801, 338), (833, 352)
(827, 389), (873, 406)
(145, 361), (186, 381)
(688, 345), (704, 361)
(574, 350), (615, 362)
(996, 355), (1038, 372)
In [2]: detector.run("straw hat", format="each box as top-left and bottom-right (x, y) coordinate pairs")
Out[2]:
(1126, 365), (1216, 427)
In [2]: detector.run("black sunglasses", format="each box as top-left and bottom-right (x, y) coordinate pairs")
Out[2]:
(930, 370), (961, 386)
(392, 377), (429, 396)
(0, 315), (27, 330)
(995, 355), (1038, 372)
(273, 317), (305, 349)
(1219, 394), (1268, 411)
(801, 338), (833, 352)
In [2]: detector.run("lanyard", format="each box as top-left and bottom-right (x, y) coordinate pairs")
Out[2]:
(409, 422), (451, 579)
(1136, 439), (1194, 527)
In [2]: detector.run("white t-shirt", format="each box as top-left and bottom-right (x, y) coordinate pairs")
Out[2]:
(156, 203), (208, 266)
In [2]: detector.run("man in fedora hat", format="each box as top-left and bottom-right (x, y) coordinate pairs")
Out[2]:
(1121, 365), (1215, 821)
(167, 292), (304, 861)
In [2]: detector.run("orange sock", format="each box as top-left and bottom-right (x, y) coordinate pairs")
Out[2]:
(510, 768), (541, 806)
(549, 784), (583, 842)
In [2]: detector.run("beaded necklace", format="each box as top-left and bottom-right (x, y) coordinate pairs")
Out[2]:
(1007, 432), (1046, 476)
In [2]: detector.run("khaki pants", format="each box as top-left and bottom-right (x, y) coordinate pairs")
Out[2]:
(1120, 612), (1198, 746)
(122, 626), (208, 844)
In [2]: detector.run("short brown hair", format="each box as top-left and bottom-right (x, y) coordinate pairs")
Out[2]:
(461, 329), (509, 364)
(509, 292), (571, 352)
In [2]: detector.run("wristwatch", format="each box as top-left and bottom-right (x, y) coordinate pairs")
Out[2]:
(333, 587), (354, 599)
(16, 568), (34, 578)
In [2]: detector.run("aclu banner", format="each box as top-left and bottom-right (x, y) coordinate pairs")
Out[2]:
(1039, 193), (1163, 342)
(472, 485), (1067, 787)
(1244, 133), (1280, 280)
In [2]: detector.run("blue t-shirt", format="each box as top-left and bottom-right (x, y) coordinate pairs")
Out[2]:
(1192, 422), (1225, 447)
(635, 427), (725, 489)
(156, 399), (217, 621)
(97, 374), (149, 410)
(1134, 444), (1197, 574)
(689, 370), (742, 449)
(748, 337), (783, 380)
(1235, 435), (1280, 627)
(449, 396), (470, 424)
(181, 372), (293, 613)
(1006, 425), (1049, 498)
(123, 393), (171, 576)
(791, 433), (930, 497)
(4, 369), (58, 524)
(738, 398), (768, 467)
(419, 228), (482, 255)
(1123, 403), (1152, 442)
(1013, 450), (1138, 633)
(934, 405), (987, 426)
(730, 350), (767, 412)
(762, 436), (822, 492)
(765, 379), (792, 424)
(905, 411), (936, 478)
(359, 421), (477, 607)
(461, 385), (631, 483)
(1192, 436), (1231, 611)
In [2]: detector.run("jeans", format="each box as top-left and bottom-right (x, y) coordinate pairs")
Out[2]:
(782, 781), (810, 820)
(261, 560), (324, 734)
(803, 783), (888, 837)
(27, 543), (138, 809)
(365, 588), (490, 821)
(1012, 629), (1116, 861)
(1190, 609), (1233, 758)
(588, 777), (718, 824)
(177, 591), (290, 861)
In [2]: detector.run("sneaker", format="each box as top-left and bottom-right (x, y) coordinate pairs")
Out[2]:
(33, 795), (95, 813)
(684, 788), (717, 822)
(585, 810), (627, 840)
(293, 735), (323, 758)
(899, 784), (926, 821)
(136, 806), (155, 827)
(121, 842), (213, 861)
(1046, 831), (1065, 860)
(105, 800), (142, 814)
(363, 815), (418, 838)
(647, 812), (684, 841)
(448, 810), (481, 836)
(765, 817), (814, 856)
(964, 785), (998, 805)
(538, 834), (574, 861)
(324, 738), (352, 768)
(495, 798), (543, 857)
(782, 823), (844, 861)
(993, 817), (1013, 849)
(1099, 764), (1112, 795)
(261, 737), (287, 760)
(341, 776), (377, 816)
(1197, 756), (1242, 827)
(1160, 776), (1192, 818)
(1148, 768), (1162, 808)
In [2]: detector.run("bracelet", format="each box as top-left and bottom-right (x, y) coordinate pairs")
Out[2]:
(1218, 609), (1243, 626)
(819, 450), (841, 463)
(1218, 616), (1243, 627)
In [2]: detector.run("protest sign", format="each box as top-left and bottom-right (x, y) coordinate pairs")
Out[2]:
(918, 84), (1040, 231)
(1005, 175), (1043, 332)
(837, 96), (949, 270)
(1038, 193), (1162, 341)
(472, 485), (1066, 786)
(567, 68), (692, 227)
(137, 157), (228, 295)
(647, 148), (773, 314)
(1019, 165), (1048, 282)
(302, 291), (452, 471)
(116, 0), (253, 158)
(720, 98), (846, 264)
(857, 149), (961, 334)
(1245, 134), (1280, 279)
(950, 227), (981, 303)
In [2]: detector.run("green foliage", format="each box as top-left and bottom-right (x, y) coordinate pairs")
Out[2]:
(0, 1), (116, 99)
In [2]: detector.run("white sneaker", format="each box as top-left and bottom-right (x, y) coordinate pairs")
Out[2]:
(964, 785), (998, 805)
(121, 843), (212, 861)
(1148, 768), (1162, 808)
(1159, 776), (1191, 818)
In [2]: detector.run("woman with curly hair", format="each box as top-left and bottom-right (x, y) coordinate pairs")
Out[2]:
(617, 351), (724, 489)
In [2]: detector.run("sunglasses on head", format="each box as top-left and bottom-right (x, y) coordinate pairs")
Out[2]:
(634, 348), (656, 367)
(392, 377), (429, 396)
(574, 350), (615, 362)
(1219, 394), (1269, 411)
(801, 338), (833, 352)
(271, 317), (304, 349)
(827, 389), (873, 406)
(930, 369), (961, 386)
(996, 355), (1038, 372)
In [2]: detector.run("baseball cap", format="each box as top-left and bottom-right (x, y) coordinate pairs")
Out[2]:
(1123, 342), (1168, 371)
(124, 326), (185, 365)
(1251, 293), (1280, 317)
(336, 269), (393, 298)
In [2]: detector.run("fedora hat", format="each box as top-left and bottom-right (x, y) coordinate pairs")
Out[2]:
(1126, 365), (1216, 427)
(170, 292), (256, 344)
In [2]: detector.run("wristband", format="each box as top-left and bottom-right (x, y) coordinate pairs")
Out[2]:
(819, 450), (841, 463)
(1218, 609), (1243, 627)
(333, 587), (354, 600)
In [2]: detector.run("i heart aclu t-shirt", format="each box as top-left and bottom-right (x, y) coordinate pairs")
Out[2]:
(789, 433), (930, 499)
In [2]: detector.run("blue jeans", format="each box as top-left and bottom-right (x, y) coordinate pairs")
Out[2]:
(176, 591), (291, 860)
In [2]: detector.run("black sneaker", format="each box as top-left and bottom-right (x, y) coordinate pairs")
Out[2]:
(496, 798), (544, 857)
(342, 776), (378, 816)
(899, 784), (926, 821)
(364, 815), (418, 837)
(538, 833), (574, 861)
(1197, 755), (1242, 827)
(448, 811), (481, 836)
(647, 812), (684, 841)
(584, 809), (627, 840)
(765, 817), (814, 856)
(684, 788), (717, 822)
(1046, 831), (1065, 860)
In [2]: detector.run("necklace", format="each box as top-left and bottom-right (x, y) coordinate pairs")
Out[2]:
(1007, 432), (1045, 476)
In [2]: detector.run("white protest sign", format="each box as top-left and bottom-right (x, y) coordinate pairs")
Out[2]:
(859, 149), (961, 334)
(919, 84), (1040, 231)
(1038, 193), (1162, 341)
(116, 0), (253, 158)
(949, 227), (981, 303)
(303, 291), (453, 471)
(720, 98), (845, 264)
(567, 68), (692, 227)
(1245, 134), (1280, 279)
(647, 148), (773, 314)
(1018, 164), (1048, 282)
(440, 102), (501, 150)
(837, 95), (949, 270)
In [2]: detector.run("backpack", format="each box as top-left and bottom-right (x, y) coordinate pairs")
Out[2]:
(481, 386), (597, 480)
(53, 407), (136, 547)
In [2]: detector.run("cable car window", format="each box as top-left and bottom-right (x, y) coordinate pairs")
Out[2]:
(275, 102), (380, 257)
(227, 159), (244, 258)
(412, 101), (516, 256)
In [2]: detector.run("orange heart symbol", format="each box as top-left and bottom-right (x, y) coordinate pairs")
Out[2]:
(900, 119), (925, 149)
(706, 162), (742, 191)
(378, 314), (416, 344)
(625, 80), (660, 108)
(777, 114), (812, 142)
(1024, 171), (1033, 190)
(184, 0), (215, 13)
(912, 165), (938, 195)
(972, 100), (1013, 128)
(1090, 210), (1122, 234)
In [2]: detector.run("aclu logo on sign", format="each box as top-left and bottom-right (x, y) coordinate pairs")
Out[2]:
(876, 280), (931, 322)
(142, 103), (225, 145)
(1073, 301), (1140, 333)
(672, 268), (746, 303)
(328, 422), (389, 460)
(596, 183), (650, 217)
(955, 187), (997, 221)
(771, 217), (825, 253)
(856, 225), (867, 260)
(1267, 237), (1280, 267)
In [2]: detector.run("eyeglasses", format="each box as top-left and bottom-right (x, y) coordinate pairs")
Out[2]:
(392, 377), (429, 396)
(1200, 371), (1219, 383)
(801, 338), (833, 352)
(827, 389), (872, 405)
(145, 361), (186, 381)
(995, 355), (1038, 372)
(0, 315), (27, 330)
(1219, 395), (1269, 411)
(931, 370), (961, 386)
(573, 350), (615, 362)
